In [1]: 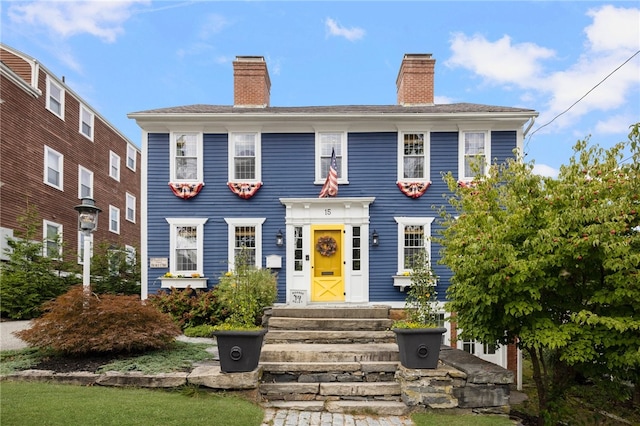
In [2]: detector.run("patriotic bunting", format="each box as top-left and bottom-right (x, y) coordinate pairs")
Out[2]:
(168, 182), (204, 199)
(228, 182), (262, 199)
(397, 181), (431, 198)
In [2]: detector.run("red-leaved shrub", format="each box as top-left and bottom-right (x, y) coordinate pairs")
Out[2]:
(15, 286), (181, 355)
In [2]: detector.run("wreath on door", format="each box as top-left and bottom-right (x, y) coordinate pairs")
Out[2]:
(316, 236), (337, 257)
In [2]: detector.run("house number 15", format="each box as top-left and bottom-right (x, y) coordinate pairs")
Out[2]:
(324, 208), (332, 215)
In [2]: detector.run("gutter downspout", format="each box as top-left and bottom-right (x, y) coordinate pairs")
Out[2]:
(523, 116), (536, 138)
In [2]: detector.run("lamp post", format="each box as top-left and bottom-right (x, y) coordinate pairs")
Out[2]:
(74, 198), (101, 298)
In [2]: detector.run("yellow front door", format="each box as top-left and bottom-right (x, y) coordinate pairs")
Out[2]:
(311, 225), (344, 302)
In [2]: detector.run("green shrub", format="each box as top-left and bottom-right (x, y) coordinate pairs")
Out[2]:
(148, 286), (225, 329)
(183, 324), (216, 337)
(16, 286), (181, 355)
(90, 242), (141, 295)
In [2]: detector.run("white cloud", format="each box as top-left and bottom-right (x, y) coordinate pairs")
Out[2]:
(324, 17), (365, 42)
(585, 5), (640, 53)
(8, 0), (149, 43)
(199, 13), (231, 39)
(532, 164), (559, 178)
(595, 114), (637, 135)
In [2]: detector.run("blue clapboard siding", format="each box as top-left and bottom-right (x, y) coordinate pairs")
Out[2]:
(146, 128), (519, 302)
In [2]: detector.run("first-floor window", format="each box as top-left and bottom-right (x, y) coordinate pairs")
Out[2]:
(109, 206), (120, 234)
(394, 216), (435, 274)
(43, 220), (62, 258)
(224, 218), (265, 269)
(166, 218), (208, 275)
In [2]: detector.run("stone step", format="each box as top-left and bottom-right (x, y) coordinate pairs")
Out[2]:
(267, 317), (393, 331)
(261, 400), (410, 416)
(260, 343), (399, 363)
(270, 306), (390, 319)
(264, 330), (396, 344)
(260, 361), (399, 374)
(259, 381), (401, 399)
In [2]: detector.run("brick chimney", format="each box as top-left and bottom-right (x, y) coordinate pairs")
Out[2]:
(396, 53), (436, 106)
(233, 56), (271, 108)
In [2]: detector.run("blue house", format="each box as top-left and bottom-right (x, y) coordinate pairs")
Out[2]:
(129, 54), (537, 369)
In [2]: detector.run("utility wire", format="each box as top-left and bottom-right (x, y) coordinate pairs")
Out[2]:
(524, 49), (640, 155)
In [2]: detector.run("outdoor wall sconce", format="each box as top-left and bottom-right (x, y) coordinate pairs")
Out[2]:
(276, 229), (284, 247)
(372, 229), (379, 246)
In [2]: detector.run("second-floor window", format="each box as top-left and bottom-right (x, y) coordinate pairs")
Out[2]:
(46, 75), (64, 119)
(78, 166), (93, 199)
(43, 220), (62, 259)
(109, 205), (120, 234)
(79, 104), (94, 140)
(171, 132), (202, 182)
(399, 132), (430, 182)
(229, 132), (260, 183)
(126, 193), (136, 223)
(44, 146), (63, 190)
(460, 131), (489, 181)
(110, 151), (120, 181)
(315, 132), (348, 184)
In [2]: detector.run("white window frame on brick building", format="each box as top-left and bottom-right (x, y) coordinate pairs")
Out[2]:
(109, 151), (120, 181)
(44, 146), (63, 190)
(46, 75), (64, 119)
(78, 166), (93, 199)
(109, 205), (120, 234)
(126, 192), (136, 223)
(126, 144), (137, 171)
(79, 104), (94, 140)
(43, 220), (62, 259)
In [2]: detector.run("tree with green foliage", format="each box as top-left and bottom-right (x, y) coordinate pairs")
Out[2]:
(439, 123), (640, 424)
(90, 241), (141, 295)
(0, 205), (80, 319)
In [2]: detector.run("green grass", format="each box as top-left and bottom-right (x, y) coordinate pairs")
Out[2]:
(411, 411), (515, 426)
(0, 381), (264, 426)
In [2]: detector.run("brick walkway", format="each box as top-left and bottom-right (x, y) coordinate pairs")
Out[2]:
(261, 409), (414, 426)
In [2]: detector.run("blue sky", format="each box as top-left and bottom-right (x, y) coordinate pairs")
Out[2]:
(2, 1), (639, 177)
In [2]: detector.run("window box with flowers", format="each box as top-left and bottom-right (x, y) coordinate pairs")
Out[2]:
(160, 272), (208, 289)
(393, 271), (412, 291)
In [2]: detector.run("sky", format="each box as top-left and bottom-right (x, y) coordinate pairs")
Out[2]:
(2, 1), (639, 178)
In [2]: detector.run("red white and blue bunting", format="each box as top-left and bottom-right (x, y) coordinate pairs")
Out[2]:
(168, 182), (204, 199)
(397, 181), (431, 198)
(228, 182), (262, 199)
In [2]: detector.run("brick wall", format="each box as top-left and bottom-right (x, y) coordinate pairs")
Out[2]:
(233, 56), (271, 107)
(396, 54), (436, 106)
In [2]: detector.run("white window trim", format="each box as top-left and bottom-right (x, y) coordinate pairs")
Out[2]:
(165, 217), (208, 275)
(397, 131), (431, 183)
(126, 144), (137, 171)
(78, 165), (94, 199)
(125, 192), (136, 223)
(44, 145), (64, 190)
(109, 205), (120, 234)
(43, 220), (62, 259)
(458, 130), (490, 182)
(224, 217), (266, 269)
(45, 75), (64, 119)
(79, 103), (94, 140)
(109, 151), (121, 181)
(393, 216), (435, 275)
(228, 132), (262, 184)
(77, 231), (93, 265)
(170, 132), (203, 183)
(314, 131), (349, 184)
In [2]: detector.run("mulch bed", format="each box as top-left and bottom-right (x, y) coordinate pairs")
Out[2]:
(32, 352), (135, 374)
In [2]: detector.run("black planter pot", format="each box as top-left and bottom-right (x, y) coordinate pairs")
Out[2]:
(392, 327), (447, 369)
(212, 329), (267, 373)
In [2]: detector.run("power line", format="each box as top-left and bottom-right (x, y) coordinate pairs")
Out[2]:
(524, 49), (640, 155)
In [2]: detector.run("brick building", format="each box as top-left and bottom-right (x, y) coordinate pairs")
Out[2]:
(0, 43), (141, 267)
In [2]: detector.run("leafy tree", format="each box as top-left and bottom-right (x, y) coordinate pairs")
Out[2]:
(439, 124), (640, 424)
(0, 205), (79, 319)
(90, 241), (141, 295)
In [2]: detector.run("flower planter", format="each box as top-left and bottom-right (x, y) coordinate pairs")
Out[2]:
(392, 327), (447, 369)
(213, 329), (267, 373)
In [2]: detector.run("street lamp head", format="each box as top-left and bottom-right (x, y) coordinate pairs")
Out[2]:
(74, 197), (102, 233)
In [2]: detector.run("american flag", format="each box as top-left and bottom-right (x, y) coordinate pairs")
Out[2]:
(319, 148), (338, 198)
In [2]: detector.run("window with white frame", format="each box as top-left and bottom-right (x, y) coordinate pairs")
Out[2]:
(46, 75), (64, 118)
(109, 151), (120, 181)
(79, 104), (94, 140)
(77, 231), (93, 264)
(44, 146), (63, 190)
(171, 132), (202, 182)
(125, 193), (136, 223)
(459, 131), (490, 181)
(398, 132), (430, 182)
(78, 166), (93, 199)
(315, 132), (347, 183)
(224, 218), (266, 269)
(126, 145), (137, 171)
(394, 217), (435, 274)
(109, 205), (120, 234)
(229, 132), (261, 183)
(166, 218), (208, 275)
(43, 220), (62, 258)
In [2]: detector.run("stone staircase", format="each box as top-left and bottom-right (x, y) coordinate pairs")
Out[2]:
(258, 306), (410, 416)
